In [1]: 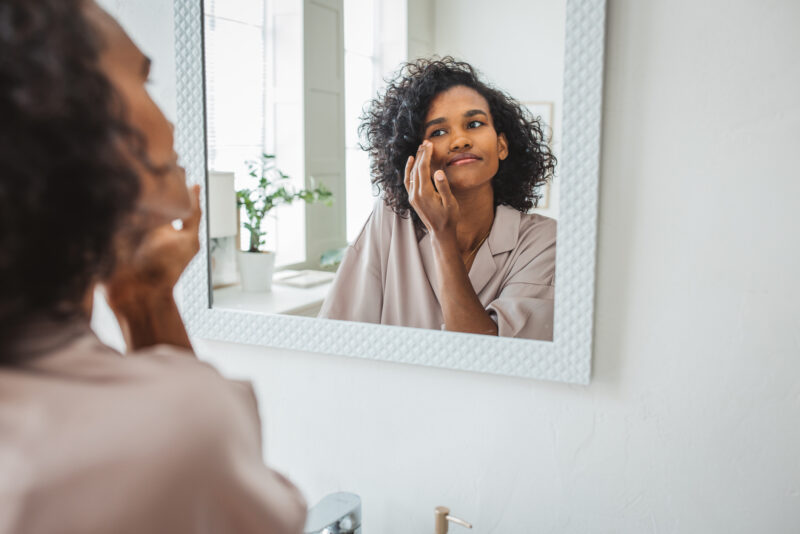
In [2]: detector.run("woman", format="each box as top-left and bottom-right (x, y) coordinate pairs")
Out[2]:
(0, 1), (305, 532)
(319, 58), (557, 340)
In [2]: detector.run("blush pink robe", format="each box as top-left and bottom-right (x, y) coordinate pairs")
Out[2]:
(319, 201), (556, 340)
(0, 318), (306, 534)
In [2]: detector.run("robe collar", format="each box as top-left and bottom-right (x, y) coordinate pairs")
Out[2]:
(419, 204), (521, 302)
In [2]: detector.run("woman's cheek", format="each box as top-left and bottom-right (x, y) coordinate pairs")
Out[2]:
(430, 151), (447, 174)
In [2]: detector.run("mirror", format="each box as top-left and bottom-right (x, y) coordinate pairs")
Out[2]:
(175, 0), (603, 383)
(203, 0), (565, 341)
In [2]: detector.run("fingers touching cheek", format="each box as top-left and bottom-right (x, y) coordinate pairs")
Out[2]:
(137, 168), (192, 226)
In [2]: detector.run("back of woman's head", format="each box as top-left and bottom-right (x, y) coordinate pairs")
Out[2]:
(0, 0), (140, 352)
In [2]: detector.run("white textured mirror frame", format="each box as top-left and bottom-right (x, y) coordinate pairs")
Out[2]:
(174, 0), (605, 384)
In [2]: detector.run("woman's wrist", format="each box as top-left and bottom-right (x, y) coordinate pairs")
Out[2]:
(104, 283), (194, 353)
(105, 280), (175, 313)
(107, 285), (176, 339)
(429, 227), (458, 250)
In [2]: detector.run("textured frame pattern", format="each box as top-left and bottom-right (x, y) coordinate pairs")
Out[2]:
(174, 0), (605, 384)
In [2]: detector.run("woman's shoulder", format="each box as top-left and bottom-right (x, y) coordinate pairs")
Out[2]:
(70, 339), (242, 396)
(351, 198), (404, 251)
(129, 343), (226, 379)
(127, 344), (260, 428)
(369, 198), (406, 227)
(495, 205), (556, 248)
(517, 210), (557, 241)
(38, 336), (261, 445)
(493, 206), (556, 284)
(81, 343), (264, 487)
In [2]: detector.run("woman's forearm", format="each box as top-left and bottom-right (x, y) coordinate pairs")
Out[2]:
(107, 288), (194, 353)
(430, 232), (499, 336)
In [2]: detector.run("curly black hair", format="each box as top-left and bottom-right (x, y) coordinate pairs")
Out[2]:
(360, 57), (556, 231)
(0, 0), (142, 355)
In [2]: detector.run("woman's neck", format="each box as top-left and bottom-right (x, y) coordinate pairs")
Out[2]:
(454, 184), (495, 253)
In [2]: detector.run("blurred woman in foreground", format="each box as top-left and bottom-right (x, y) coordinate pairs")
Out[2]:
(0, 1), (305, 532)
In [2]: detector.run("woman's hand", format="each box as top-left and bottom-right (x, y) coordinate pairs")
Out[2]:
(404, 140), (460, 238)
(404, 142), (499, 336)
(105, 184), (202, 306)
(102, 185), (202, 353)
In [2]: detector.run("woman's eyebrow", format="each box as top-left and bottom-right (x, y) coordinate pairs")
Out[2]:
(423, 117), (446, 130)
(423, 109), (489, 131)
(464, 109), (488, 118)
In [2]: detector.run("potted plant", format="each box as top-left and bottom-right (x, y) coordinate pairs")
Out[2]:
(236, 153), (333, 291)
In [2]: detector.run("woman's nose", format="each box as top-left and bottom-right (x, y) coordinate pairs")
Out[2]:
(449, 132), (472, 151)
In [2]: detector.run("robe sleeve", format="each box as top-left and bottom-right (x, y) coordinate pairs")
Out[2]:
(317, 203), (387, 323)
(485, 221), (556, 341)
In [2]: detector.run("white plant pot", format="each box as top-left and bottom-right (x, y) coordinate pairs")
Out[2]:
(237, 250), (276, 292)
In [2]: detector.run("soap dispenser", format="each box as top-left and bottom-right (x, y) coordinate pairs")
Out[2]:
(434, 506), (472, 534)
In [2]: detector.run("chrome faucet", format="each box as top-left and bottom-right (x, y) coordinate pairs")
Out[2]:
(304, 492), (362, 534)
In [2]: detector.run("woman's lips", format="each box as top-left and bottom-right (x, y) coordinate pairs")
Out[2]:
(447, 155), (482, 166)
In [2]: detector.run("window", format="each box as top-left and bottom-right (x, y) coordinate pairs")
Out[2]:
(344, 0), (380, 242)
(206, 0), (378, 262)
(204, 0), (306, 267)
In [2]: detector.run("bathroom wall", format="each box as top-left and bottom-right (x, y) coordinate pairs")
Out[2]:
(94, 0), (800, 531)
(432, 0), (565, 108)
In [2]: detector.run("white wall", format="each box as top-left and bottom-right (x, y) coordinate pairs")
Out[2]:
(407, 0), (434, 59)
(95, 0), (800, 532)
(433, 0), (565, 107)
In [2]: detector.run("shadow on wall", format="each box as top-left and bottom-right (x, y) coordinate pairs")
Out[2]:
(591, 0), (652, 388)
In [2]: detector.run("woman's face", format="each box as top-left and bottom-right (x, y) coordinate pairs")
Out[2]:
(84, 2), (191, 225)
(422, 85), (508, 192)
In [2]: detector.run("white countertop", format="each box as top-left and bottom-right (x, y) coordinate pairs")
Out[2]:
(212, 278), (333, 317)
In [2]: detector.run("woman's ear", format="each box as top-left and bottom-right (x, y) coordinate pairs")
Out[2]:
(497, 133), (509, 161)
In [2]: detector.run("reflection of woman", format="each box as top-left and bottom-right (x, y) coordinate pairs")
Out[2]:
(0, 1), (304, 532)
(319, 58), (557, 340)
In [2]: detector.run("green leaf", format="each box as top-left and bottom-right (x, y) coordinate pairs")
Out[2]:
(236, 153), (337, 238)
(320, 247), (346, 267)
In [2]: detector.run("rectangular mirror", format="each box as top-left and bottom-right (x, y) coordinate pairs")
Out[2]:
(175, 0), (605, 383)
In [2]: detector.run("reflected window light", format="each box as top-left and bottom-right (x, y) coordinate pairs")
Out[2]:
(344, 0), (381, 243)
(204, 0), (305, 266)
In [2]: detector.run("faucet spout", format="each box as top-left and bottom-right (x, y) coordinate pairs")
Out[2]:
(304, 492), (362, 534)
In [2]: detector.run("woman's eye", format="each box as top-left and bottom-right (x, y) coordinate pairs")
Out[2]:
(467, 120), (484, 128)
(429, 128), (446, 138)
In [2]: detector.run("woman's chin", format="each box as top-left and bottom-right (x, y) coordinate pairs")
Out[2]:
(442, 173), (493, 194)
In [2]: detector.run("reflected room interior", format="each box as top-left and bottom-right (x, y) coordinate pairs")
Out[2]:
(205, 0), (565, 339)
